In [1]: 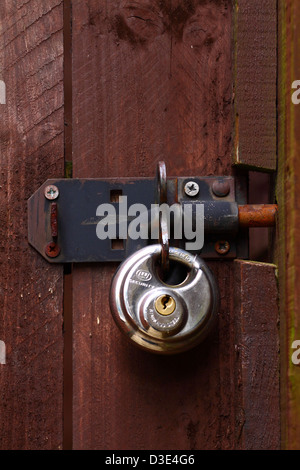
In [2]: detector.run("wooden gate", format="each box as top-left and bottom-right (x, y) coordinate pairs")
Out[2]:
(0, 0), (298, 450)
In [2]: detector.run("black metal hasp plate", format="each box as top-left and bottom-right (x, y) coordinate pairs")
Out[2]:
(28, 177), (248, 263)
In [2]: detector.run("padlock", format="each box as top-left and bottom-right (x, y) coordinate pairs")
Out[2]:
(110, 244), (219, 354)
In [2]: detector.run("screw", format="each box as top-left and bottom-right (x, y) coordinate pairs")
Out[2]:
(212, 180), (230, 198)
(45, 242), (61, 258)
(215, 240), (230, 255)
(44, 185), (59, 201)
(184, 181), (200, 197)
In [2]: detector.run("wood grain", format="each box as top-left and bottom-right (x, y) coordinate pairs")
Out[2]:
(277, 0), (300, 450)
(0, 0), (64, 449)
(72, 262), (237, 450)
(71, 0), (234, 179)
(234, 0), (277, 171)
(234, 260), (280, 450)
(70, 0), (279, 450)
(72, 0), (234, 450)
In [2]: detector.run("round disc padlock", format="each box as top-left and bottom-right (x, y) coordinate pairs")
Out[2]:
(110, 244), (219, 354)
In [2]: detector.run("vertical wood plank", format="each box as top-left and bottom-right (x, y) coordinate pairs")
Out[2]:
(0, 0), (64, 449)
(71, 0), (280, 450)
(71, 0), (234, 179)
(72, 262), (237, 450)
(234, 261), (280, 450)
(277, 0), (300, 450)
(233, 0), (277, 171)
(71, 0), (235, 450)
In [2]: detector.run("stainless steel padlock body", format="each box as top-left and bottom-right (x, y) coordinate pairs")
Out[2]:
(110, 245), (219, 354)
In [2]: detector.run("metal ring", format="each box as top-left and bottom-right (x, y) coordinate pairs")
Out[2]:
(156, 161), (169, 274)
(156, 161), (167, 205)
(159, 208), (169, 275)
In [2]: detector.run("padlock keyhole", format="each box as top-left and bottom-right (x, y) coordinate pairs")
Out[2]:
(155, 295), (176, 316)
(162, 295), (171, 309)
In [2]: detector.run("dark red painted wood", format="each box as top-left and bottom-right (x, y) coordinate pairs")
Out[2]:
(72, 262), (237, 450)
(0, 0), (64, 450)
(0, 0), (281, 451)
(234, 260), (280, 450)
(234, 0), (277, 171)
(71, 0), (234, 450)
(70, 0), (279, 450)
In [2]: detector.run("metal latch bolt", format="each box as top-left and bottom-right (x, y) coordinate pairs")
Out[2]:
(28, 163), (277, 263)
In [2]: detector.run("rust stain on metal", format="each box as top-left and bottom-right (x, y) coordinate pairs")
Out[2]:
(51, 203), (58, 238)
(238, 204), (278, 228)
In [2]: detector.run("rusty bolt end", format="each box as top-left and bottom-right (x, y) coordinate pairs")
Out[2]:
(45, 242), (61, 258)
(45, 185), (59, 201)
(215, 240), (230, 255)
(238, 204), (278, 228)
(212, 180), (230, 198)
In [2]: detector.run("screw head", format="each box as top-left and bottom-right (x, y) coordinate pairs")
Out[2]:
(45, 185), (59, 201)
(215, 241), (230, 256)
(45, 242), (61, 258)
(184, 181), (200, 197)
(212, 180), (230, 198)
